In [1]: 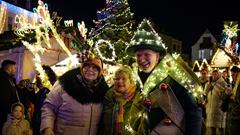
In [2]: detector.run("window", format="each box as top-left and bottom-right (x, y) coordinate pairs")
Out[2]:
(199, 50), (204, 59)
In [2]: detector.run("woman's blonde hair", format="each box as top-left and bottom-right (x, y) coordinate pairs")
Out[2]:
(114, 66), (136, 84)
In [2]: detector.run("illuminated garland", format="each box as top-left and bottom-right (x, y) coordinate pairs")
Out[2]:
(138, 54), (203, 98)
(192, 60), (200, 71)
(91, 20), (133, 39)
(77, 21), (87, 41)
(200, 58), (211, 71)
(95, 39), (116, 62)
(0, 2), (7, 34)
(129, 19), (167, 50)
(15, 0), (74, 89)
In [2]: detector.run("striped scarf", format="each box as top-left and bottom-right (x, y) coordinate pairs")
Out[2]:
(113, 84), (136, 134)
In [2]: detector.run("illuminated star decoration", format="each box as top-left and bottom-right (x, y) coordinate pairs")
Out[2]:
(221, 22), (239, 55)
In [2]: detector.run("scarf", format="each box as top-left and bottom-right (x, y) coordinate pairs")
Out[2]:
(113, 84), (136, 134)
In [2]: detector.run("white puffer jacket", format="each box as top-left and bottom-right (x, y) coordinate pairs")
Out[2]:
(41, 81), (103, 135)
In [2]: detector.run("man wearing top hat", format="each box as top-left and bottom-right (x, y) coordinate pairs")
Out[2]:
(125, 19), (202, 135)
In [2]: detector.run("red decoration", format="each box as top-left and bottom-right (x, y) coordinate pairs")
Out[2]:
(164, 117), (172, 125)
(159, 83), (169, 91)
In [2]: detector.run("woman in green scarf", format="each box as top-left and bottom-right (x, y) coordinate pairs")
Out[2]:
(100, 66), (138, 135)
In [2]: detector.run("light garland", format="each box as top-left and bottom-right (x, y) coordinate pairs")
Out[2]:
(95, 39), (116, 62)
(192, 60), (200, 71)
(77, 21), (87, 41)
(129, 19), (167, 51)
(91, 19), (133, 39)
(140, 54), (203, 98)
(15, 0), (74, 89)
(0, 2), (7, 34)
(200, 58), (211, 71)
(1, 1), (37, 19)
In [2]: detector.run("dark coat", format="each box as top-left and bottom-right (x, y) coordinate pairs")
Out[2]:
(146, 76), (202, 135)
(133, 60), (203, 135)
(224, 79), (240, 135)
(0, 69), (18, 135)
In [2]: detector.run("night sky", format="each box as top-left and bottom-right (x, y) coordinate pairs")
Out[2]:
(37, 0), (240, 53)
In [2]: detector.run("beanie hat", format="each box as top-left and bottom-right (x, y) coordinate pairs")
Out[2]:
(126, 19), (167, 56)
(82, 57), (103, 77)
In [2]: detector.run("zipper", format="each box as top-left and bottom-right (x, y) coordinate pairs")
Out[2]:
(88, 103), (93, 135)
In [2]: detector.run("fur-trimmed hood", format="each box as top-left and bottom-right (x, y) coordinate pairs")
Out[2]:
(59, 68), (109, 104)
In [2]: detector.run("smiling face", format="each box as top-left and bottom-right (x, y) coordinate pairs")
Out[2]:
(135, 49), (160, 73)
(82, 64), (99, 81)
(12, 105), (23, 120)
(114, 72), (131, 94)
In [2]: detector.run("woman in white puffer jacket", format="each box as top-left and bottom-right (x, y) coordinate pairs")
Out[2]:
(40, 57), (109, 135)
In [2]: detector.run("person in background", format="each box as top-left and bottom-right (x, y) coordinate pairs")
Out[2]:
(205, 70), (230, 135)
(222, 70), (230, 84)
(2, 102), (32, 135)
(17, 79), (35, 122)
(223, 66), (240, 135)
(100, 66), (138, 135)
(126, 19), (202, 135)
(31, 65), (57, 135)
(0, 60), (18, 135)
(199, 68), (209, 89)
(41, 56), (109, 135)
(198, 68), (209, 135)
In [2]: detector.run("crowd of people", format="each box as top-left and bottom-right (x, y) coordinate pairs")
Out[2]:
(0, 19), (239, 135)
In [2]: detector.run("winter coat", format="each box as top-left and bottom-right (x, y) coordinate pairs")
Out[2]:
(225, 74), (240, 135)
(100, 88), (137, 135)
(2, 114), (32, 135)
(31, 87), (50, 135)
(127, 56), (202, 135)
(147, 76), (202, 135)
(41, 68), (109, 135)
(205, 77), (228, 128)
(0, 69), (18, 134)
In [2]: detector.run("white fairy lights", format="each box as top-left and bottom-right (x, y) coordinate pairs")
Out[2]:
(15, 0), (74, 89)
(141, 54), (203, 98)
(0, 2), (7, 34)
(95, 39), (116, 62)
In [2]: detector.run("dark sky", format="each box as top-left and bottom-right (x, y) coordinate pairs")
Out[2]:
(39, 0), (240, 53)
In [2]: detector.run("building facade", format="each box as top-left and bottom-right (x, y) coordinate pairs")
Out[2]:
(191, 29), (216, 65)
(0, 0), (37, 33)
(159, 33), (182, 54)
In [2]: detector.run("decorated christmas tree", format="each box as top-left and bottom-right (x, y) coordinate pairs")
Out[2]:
(89, 0), (135, 65)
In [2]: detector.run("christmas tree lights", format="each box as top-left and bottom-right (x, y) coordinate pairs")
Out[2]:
(90, 0), (135, 65)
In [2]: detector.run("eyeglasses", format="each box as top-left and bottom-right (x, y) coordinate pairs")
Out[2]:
(83, 65), (99, 72)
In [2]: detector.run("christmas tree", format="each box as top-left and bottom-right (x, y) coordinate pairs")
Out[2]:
(89, 0), (135, 65)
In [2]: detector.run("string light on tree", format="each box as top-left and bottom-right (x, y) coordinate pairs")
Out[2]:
(95, 39), (116, 62)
